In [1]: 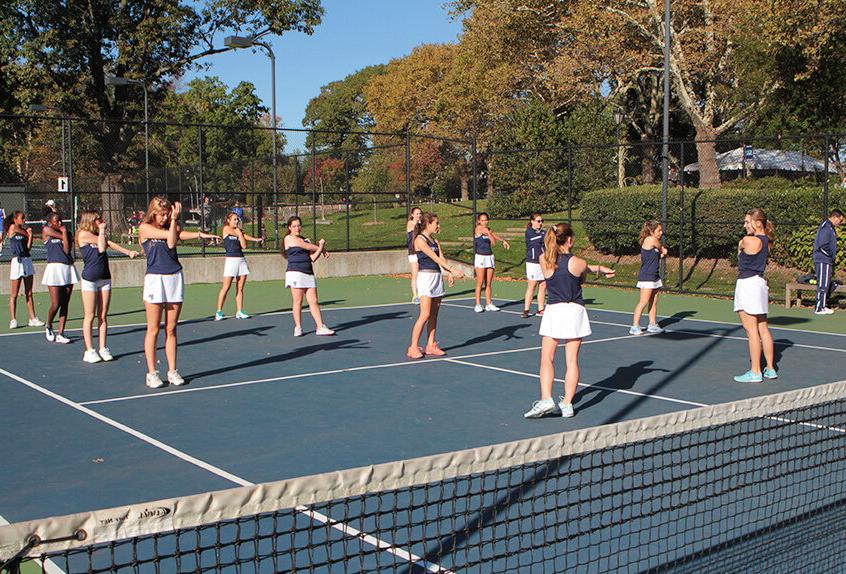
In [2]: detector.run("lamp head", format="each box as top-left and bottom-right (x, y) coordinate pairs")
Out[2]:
(224, 35), (256, 49)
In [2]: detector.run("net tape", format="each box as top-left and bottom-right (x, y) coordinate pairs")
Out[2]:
(2, 379), (845, 573)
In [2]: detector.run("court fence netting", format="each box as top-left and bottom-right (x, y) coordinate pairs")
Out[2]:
(2, 380), (846, 573)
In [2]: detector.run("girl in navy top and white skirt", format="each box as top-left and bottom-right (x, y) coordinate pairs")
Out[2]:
(76, 210), (139, 364)
(524, 223), (614, 419)
(214, 211), (263, 321)
(522, 212), (547, 318)
(630, 220), (667, 335)
(407, 212), (464, 359)
(406, 207), (422, 304)
(5, 211), (43, 329)
(41, 211), (79, 343)
(283, 215), (334, 337)
(140, 197), (218, 389)
(473, 212), (510, 312)
(732, 208), (776, 383)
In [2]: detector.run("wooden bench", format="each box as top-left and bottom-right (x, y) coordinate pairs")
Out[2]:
(784, 282), (846, 308)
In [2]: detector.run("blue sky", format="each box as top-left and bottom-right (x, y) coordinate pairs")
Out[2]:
(184, 1), (464, 153)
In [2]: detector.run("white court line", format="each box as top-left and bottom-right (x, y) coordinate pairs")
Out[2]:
(79, 333), (639, 406)
(0, 367), (451, 574)
(447, 359), (846, 435)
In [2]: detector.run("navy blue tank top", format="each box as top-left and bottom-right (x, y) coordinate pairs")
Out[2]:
(546, 254), (585, 305)
(9, 232), (30, 259)
(738, 235), (768, 279)
(286, 239), (314, 274)
(45, 236), (73, 265)
(407, 230), (415, 255)
(416, 235), (441, 272)
(474, 232), (493, 256)
(525, 228), (545, 263)
(638, 247), (661, 281)
(143, 239), (182, 275)
(224, 235), (244, 258)
(80, 243), (111, 281)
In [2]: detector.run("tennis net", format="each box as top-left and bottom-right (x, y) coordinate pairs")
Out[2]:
(2, 380), (846, 573)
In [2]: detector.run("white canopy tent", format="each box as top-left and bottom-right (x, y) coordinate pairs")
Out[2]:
(683, 147), (837, 173)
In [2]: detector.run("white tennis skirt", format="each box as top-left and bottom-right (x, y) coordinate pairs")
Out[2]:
(144, 272), (184, 304)
(636, 279), (663, 290)
(526, 262), (545, 282)
(475, 254), (495, 269)
(539, 302), (592, 340)
(41, 263), (80, 286)
(733, 275), (768, 315)
(408, 254), (418, 264)
(286, 271), (316, 289)
(223, 257), (250, 278)
(416, 270), (444, 298)
(81, 278), (112, 292)
(9, 257), (35, 280)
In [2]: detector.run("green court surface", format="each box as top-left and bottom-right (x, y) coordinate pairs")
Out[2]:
(2, 274), (844, 336)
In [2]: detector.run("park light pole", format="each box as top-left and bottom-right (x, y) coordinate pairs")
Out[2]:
(105, 75), (149, 203)
(224, 34), (279, 248)
(613, 108), (625, 188)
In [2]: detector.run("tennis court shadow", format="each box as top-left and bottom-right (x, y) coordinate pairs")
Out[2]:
(574, 361), (670, 413)
(332, 311), (409, 333)
(187, 339), (367, 380)
(261, 299), (345, 314)
(772, 339), (794, 369)
(659, 310), (697, 328)
(446, 288), (476, 298)
(444, 323), (532, 352)
(767, 316), (811, 326)
(110, 326), (276, 360)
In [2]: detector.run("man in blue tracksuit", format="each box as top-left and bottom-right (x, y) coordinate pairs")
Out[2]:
(813, 209), (844, 314)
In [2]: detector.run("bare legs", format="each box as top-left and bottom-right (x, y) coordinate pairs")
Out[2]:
(474, 267), (495, 306)
(538, 337), (582, 404)
(144, 302), (182, 373)
(523, 279), (546, 313)
(410, 262), (419, 300)
(216, 275), (248, 314)
(410, 296), (442, 351)
(632, 288), (659, 326)
(46, 284), (73, 335)
(216, 276), (233, 311)
(291, 287), (326, 331)
(9, 276), (37, 323)
(738, 310), (775, 374)
(82, 288), (111, 352)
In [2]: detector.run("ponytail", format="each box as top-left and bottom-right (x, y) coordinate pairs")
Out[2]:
(541, 223), (574, 269)
(747, 208), (774, 243)
(639, 220), (661, 245)
(415, 212), (438, 238)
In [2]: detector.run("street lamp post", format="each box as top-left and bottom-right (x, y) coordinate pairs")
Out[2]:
(105, 75), (149, 203)
(613, 108), (625, 188)
(224, 35), (279, 249)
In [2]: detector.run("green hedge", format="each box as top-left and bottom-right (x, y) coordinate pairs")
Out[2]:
(581, 179), (845, 269)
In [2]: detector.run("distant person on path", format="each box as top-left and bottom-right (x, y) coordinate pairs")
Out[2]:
(5, 211), (43, 329)
(231, 201), (244, 220)
(812, 209), (844, 315)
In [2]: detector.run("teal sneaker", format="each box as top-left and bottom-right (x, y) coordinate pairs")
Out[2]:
(763, 368), (778, 380)
(734, 370), (763, 383)
(235, 310), (251, 319)
(214, 310), (225, 321)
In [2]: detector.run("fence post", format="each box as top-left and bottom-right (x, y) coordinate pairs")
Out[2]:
(471, 138), (478, 230)
(678, 142), (685, 292)
(405, 130), (412, 214)
(567, 145), (573, 225)
(198, 124), (205, 257)
(67, 118), (76, 257)
(294, 158), (300, 217)
(310, 139), (317, 240)
(823, 137), (830, 216)
(345, 156), (351, 251)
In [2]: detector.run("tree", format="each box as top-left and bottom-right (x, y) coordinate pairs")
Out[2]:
(3, 0), (322, 229)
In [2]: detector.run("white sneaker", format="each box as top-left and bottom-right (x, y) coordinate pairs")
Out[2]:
(28, 317), (45, 327)
(146, 371), (165, 389)
(45, 327), (55, 342)
(629, 326), (644, 335)
(646, 323), (664, 334)
(474, 304), (484, 313)
(814, 308), (835, 315)
(98, 347), (114, 361)
(9, 319), (17, 329)
(315, 326), (335, 336)
(83, 349), (102, 363)
(293, 326), (303, 337)
(54, 334), (70, 344)
(485, 303), (500, 312)
(167, 369), (186, 386)
(558, 397), (575, 418)
(524, 398), (559, 418)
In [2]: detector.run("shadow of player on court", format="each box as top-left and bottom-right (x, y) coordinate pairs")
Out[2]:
(574, 360), (670, 413)
(331, 311), (410, 333)
(444, 323), (532, 352)
(658, 310), (697, 328)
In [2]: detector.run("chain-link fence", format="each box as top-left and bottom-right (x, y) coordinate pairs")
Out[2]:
(2, 113), (843, 302)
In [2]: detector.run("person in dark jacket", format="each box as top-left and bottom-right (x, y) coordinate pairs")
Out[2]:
(812, 209), (844, 315)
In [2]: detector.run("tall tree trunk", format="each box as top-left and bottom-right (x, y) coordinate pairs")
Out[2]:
(486, 154), (495, 198)
(695, 126), (721, 189)
(641, 142), (657, 184)
(460, 173), (469, 201)
(101, 174), (129, 234)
